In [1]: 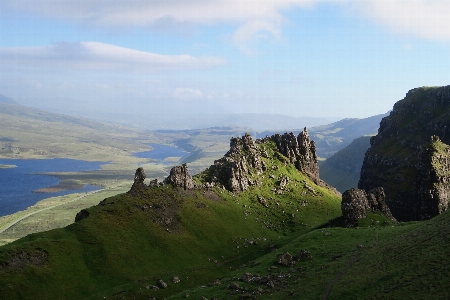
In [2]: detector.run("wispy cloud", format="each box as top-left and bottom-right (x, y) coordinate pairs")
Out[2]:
(3, 0), (450, 44)
(0, 0), (332, 52)
(351, 0), (450, 41)
(0, 42), (225, 72)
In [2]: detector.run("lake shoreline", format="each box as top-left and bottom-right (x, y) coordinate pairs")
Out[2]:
(33, 182), (86, 193)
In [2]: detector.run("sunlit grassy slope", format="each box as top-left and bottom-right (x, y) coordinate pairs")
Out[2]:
(169, 210), (449, 300)
(0, 139), (342, 299)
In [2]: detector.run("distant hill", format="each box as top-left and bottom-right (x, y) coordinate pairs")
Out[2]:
(0, 101), (152, 161)
(257, 112), (387, 159)
(308, 113), (388, 158)
(217, 113), (338, 131)
(0, 94), (16, 105)
(319, 135), (372, 193)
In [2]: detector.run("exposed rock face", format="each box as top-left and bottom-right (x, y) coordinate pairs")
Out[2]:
(359, 86), (450, 221)
(128, 167), (147, 193)
(201, 130), (339, 195)
(415, 136), (450, 219)
(341, 187), (394, 227)
(272, 128), (319, 182)
(163, 164), (195, 190)
(205, 133), (266, 192)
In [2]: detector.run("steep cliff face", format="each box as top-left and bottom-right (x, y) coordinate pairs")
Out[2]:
(359, 86), (450, 221)
(415, 136), (450, 219)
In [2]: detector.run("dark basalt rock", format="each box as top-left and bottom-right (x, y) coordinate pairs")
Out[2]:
(359, 86), (450, 221)
(1, 249), (49, 270)
(414, 136), (450, 219)
(163, 163), (195, 190)
(202, 130), (339, 194)
(271, 128), (320, 182)
(341, 187), (395, 227)
(204, 133), (266, 192)
(74, 209), (90, 223)
(128, 167), (147, 194)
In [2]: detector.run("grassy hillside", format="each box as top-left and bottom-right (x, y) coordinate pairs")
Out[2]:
(0, 138), (342, 299)
(169, 210), (449, 300)
(0, 102), (154, 161)
(319, 136), (372, 193)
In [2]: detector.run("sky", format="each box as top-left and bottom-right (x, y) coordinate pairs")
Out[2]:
(1, 1), (450, 127)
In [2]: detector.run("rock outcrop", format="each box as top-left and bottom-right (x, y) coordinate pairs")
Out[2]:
(74, 209), (90, 223)
(163, 164), (196, 190)
(271, 128), (319, 182)
(201, 130), (339, 194)
(341, 187), (395, 227)
(414, 136), (450, 220)
(204, 133), (267, 192)
(359, 86), (450, 221)
(128, 167), (147, 194)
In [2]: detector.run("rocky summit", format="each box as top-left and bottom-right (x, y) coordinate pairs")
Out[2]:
(358, 86), (450, 221)
(198, 128), (338, 194)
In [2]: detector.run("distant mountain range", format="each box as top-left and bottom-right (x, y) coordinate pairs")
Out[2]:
(0, 94), (16, 105)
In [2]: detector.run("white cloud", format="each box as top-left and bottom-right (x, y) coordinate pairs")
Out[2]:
(2, 0), (450, 51)
(351, 0), (450, 41)
(174, 88), (203, 100)
(0, 0), (332, 49)
(0, 42), (225, 72)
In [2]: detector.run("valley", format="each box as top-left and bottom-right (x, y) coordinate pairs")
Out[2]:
(1, 87), (450, 299)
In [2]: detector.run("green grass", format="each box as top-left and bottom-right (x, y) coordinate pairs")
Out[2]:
(0, 138), (342, 299)
(168, 211), (450, 300)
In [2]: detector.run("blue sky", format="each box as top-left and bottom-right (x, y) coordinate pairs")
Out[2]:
(1, 1), (450, 126)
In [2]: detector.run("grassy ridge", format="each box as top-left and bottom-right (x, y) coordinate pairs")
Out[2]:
(0, 140), (342, 299)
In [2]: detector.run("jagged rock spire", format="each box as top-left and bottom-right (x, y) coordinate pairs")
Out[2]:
(163, 164), (196, 190)
(272, 128), (319, 182)
(128, 167), (147, 194)
(206, 133), (266, 192)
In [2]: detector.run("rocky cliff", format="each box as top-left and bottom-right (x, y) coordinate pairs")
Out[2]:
(359, 86), (450, 221)
(199, 128), (337, 193)
(415, 136), (450, 219)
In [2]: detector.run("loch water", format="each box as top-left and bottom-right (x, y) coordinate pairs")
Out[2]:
(133, 144), (189, 162)
(0, 158), (104, 217)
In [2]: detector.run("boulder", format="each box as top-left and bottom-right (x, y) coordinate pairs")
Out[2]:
(341, 187), (395, 227)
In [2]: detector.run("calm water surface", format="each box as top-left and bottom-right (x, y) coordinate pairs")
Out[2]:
(133, 144), (189, 162)
(0, 158), (105, 217)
